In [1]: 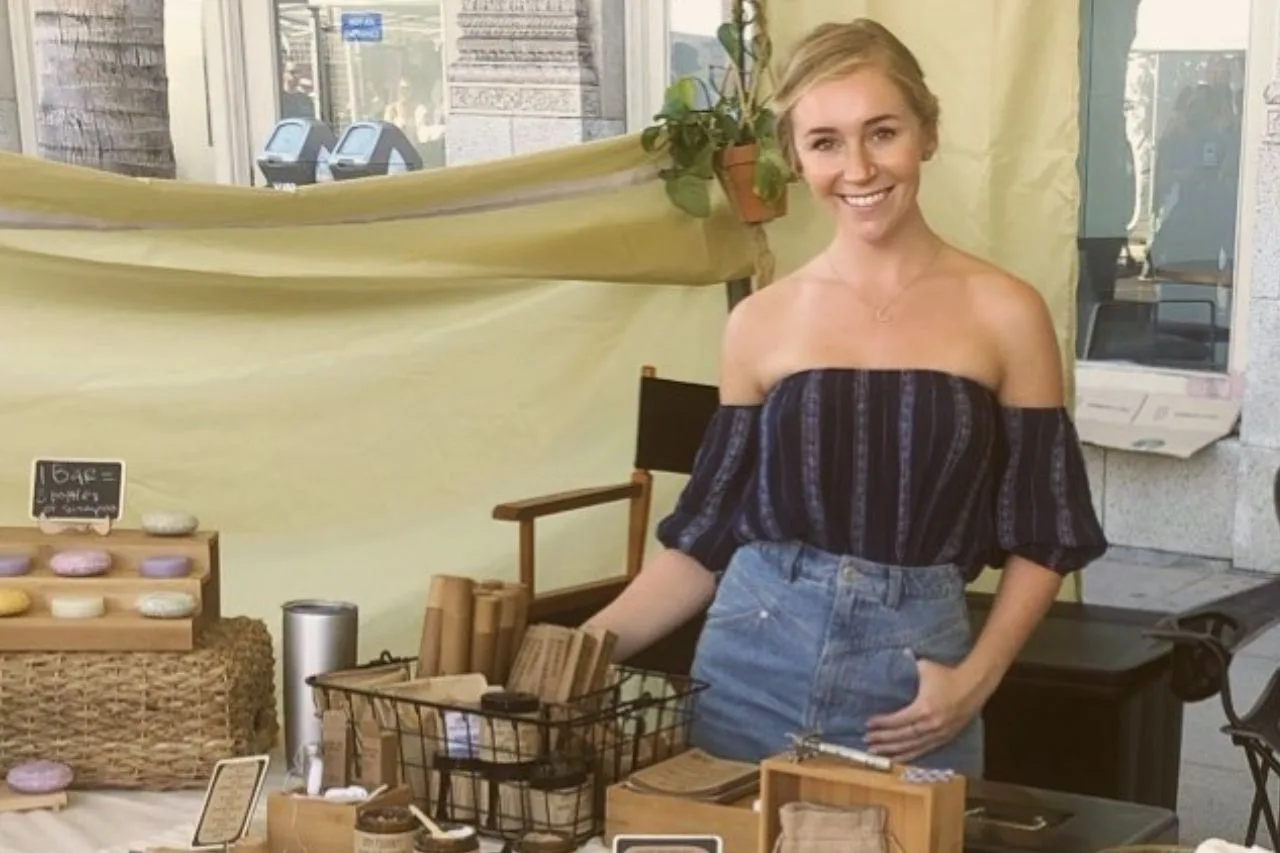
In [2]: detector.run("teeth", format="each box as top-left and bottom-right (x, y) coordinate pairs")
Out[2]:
(841, 188), (890, 208)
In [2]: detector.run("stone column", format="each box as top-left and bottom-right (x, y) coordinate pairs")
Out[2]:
(1232, 4), (1280, 570)
(443, 0), (626, 166)
(0, 0), (22, 152)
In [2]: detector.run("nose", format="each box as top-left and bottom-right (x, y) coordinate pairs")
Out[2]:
(842, 143), (876, 183)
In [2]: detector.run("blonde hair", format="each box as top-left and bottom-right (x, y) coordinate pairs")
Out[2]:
(773, 19), (941, 168)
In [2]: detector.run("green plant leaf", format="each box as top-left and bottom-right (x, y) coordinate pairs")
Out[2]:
(752, 145), (792, 203)
(752, 110), (776, 143)
(717, 21), (744, 65)
(690, 145), (716, 180)
(640, 125), (665, 152)
(659, 77), (698, 119)
(665, 174), (712, 218)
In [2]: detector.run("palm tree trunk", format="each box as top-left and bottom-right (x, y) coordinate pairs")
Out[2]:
(30, 0), (176, 178)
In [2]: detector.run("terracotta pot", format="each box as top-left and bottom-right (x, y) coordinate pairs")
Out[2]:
(715, 142), (787, 224)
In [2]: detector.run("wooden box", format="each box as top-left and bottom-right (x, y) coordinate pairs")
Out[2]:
(759, 756), (965, 853)
(0, 527), (220, 651)
(605, 781), (759, 852)
(266, 785), (413, 853)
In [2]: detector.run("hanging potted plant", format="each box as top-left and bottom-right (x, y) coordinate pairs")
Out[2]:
(640, 0), (791, 225)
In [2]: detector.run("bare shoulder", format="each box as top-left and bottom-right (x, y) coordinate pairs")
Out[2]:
(954, 253), (1064, 406)
(720, 268), (809, 404)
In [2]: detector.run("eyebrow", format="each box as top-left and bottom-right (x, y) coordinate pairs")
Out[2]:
(804, 113), (900, 135)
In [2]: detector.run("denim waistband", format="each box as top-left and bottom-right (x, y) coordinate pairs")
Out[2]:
(742, 539), (964, 600)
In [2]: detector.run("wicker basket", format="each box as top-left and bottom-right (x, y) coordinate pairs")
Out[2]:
(0, 616), (278, 790)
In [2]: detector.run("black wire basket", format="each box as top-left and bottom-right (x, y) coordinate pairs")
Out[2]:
(307, 653), (707, 844)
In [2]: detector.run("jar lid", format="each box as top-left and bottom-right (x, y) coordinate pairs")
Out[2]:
(517, 830), (577, 853)
(480, 690), (541, 714)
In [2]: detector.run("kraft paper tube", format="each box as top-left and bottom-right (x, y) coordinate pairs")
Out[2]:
(506, 582), (530, 655)
(492, 588), (519, 685)
(437, 575), (476, 675)
(417, 576), (447, 678)
(470, 592), (501, 682)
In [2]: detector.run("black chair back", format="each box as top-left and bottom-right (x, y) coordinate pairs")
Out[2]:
(634, 375), (720, 475)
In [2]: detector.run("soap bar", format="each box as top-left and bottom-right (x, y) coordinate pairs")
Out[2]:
(6, 760), (73, 794)
(139, 555), (192, 578)
(50, 595), (106, 619)
(141, 511), (199, 537)
(50, 550), (112, 577)
(0, 554), (31, 577)
(137, 592), (197, 619)
(0, 589), (31, 617)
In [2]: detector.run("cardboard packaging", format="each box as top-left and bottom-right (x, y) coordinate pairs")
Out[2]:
(605, 781), (759, 852)
(265, 785), (412, 853)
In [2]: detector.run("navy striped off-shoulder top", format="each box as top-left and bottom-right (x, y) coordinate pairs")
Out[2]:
(655, 368), (1107, 581)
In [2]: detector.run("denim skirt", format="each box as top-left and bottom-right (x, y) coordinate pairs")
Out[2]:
(688, 540), (984, 776)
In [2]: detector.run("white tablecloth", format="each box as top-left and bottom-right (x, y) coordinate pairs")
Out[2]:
(0, 764), (611, 853)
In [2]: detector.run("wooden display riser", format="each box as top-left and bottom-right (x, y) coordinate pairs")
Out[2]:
(0, 782), (68, 813)
(0, 527), (220, 652)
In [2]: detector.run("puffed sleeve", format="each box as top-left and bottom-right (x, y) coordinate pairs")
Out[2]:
(995, 406), (1108, 573)
(655, 405), (760, 574)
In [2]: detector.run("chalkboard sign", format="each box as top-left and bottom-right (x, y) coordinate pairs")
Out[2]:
(30, 458), (126, 521)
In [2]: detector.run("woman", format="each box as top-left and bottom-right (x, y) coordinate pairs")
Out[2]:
(586, 19), (1106, 776)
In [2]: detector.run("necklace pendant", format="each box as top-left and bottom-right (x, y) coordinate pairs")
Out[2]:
(874, 306), (893, 323)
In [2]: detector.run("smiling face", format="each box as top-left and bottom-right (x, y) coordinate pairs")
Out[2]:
(791, 65), (935, 245)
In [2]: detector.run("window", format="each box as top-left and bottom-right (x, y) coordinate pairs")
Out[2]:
(264, 0), (732, 173)
(274, 0), (448, 168)
(1076, 0), (1251, 374)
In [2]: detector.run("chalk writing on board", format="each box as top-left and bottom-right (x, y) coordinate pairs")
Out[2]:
(29, 458), (126, 521)
(192, 755), (271, 848)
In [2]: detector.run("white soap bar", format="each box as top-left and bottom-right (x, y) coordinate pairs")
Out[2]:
(141, 511), (199, 536)
(137, 592), (197, 619)
(50, 595), (106, 619)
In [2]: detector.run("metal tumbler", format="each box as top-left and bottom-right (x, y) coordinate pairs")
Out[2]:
(281, 599), (359, 772)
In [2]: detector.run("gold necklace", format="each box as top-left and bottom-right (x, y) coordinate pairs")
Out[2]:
(826, 245), (944, 323)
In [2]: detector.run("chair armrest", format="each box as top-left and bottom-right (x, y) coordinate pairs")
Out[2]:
(492, 482), (642, 522)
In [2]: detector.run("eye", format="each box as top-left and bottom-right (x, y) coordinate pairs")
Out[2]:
(808, 136), (838, 152)
(870, 126), (898, 142)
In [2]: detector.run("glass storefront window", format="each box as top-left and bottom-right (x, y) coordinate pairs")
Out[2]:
(1077, 0), (1248, 373)
(668, 1), (733, 109)
(275, 0), (447, 169)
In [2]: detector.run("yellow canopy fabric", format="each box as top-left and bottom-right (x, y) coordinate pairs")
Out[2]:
(0, 0), (1080, 660)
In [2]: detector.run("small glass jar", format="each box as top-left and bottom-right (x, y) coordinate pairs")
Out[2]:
(479, 691), (543, 764)
(413, 825), (480, 853)
(516, 830), (577, 853)
(354, 806), (417, 853)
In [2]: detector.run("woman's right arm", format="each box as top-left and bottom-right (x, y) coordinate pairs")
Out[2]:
(583, 297), (766, 662)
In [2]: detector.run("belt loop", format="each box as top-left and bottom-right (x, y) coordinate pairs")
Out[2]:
(884, 569), (905, 610)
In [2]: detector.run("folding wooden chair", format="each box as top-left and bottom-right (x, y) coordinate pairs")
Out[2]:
(490, 365), (720, 674)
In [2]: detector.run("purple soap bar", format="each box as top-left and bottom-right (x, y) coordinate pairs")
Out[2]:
(6, 759), (73, 794)
(138, 555), (192, 578)
(0, 554), (31, 577)
(49, 549), (112, 577)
